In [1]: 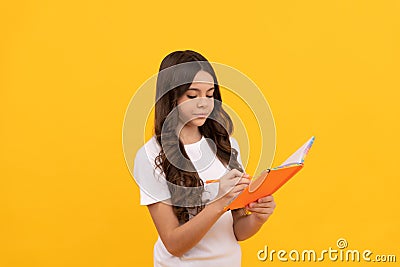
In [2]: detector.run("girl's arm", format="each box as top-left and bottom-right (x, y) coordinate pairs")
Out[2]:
(147, 169), (250, 257)
(231, 195), (276, 241)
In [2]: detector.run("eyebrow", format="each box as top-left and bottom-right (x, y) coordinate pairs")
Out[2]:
(188, 87), (215, 92)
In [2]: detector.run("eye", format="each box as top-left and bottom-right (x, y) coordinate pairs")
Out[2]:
(206, 95), (214, 98)
(187, 95), (197, 99)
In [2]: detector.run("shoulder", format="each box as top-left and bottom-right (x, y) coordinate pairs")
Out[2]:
(134, 135), (161, 164)
(133, 136), (171, 205)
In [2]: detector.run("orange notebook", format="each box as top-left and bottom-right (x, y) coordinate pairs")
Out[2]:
(224, 136), (315, 211)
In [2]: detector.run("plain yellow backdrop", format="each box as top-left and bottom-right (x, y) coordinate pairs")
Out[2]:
(1, 1), (399, 266)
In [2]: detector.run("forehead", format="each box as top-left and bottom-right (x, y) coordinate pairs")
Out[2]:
(191, 70), (214, 85)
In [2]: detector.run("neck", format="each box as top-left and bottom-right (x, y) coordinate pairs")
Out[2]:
(177, 123), (202, 145)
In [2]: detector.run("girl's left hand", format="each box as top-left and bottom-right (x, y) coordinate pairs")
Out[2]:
(246, 195), (276, 224)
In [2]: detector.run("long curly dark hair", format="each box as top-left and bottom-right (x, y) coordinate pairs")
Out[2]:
(154, 50), (243, 224)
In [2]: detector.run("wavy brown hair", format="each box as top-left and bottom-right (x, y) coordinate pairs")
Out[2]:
(154, 50), (243, 224)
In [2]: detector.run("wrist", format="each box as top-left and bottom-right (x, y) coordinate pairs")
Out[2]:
(207, 198), (227, 216)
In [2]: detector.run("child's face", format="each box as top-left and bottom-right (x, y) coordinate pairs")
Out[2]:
(176, 70), (215, 128)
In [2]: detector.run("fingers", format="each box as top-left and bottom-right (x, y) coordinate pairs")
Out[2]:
(248, 201), (275, 209)
(246, 207), (275, 214)
(222, 182), (249, 200)
(257, 195), (274, 203)
(222, 170), (250, 187)
(217, 169), (252, 200)
(228, 169), (243, 178)
(229, 176), (250, 194)
(236, 177), (251, 186)
(230, 183), (249, 194)
(246, 195), (276, 211)
(227, 169), (250, 180)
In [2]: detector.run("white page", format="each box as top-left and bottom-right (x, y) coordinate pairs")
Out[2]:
(278, 136), (315, 167)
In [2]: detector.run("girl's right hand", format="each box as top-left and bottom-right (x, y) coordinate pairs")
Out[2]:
(214, 169), (251, 210)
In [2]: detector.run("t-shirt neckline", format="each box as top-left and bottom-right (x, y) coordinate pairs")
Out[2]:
(183, 136), (205, 147)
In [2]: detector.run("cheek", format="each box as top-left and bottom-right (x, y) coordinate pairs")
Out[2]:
(207, 99), (215, 113)
(177, 100), (194, 118)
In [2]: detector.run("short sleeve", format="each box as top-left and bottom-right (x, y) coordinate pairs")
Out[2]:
(133, 145), (171, 205)
(229, 136), (244, 170)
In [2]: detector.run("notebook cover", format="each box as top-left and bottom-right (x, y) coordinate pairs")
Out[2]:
(224, 164), (303, 211)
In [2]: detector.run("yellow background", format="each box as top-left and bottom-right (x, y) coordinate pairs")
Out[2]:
(1, 1), (399, 266)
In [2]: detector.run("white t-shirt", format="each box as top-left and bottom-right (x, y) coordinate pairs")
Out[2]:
(133, 135), (244, 267)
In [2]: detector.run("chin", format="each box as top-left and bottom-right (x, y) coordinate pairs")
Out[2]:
(191, 117), (207, 126)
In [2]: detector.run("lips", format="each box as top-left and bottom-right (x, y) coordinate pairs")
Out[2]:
(193, 113), (208, 117)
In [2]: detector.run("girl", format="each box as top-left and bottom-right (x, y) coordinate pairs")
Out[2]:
(133, 50), (276, 266)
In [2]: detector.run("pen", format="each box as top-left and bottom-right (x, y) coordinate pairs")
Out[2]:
(205, 179), (220, 184)
(205, 172), (254, 184)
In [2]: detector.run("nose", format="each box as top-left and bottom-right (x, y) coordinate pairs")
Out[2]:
(197, 97), (208, 108)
